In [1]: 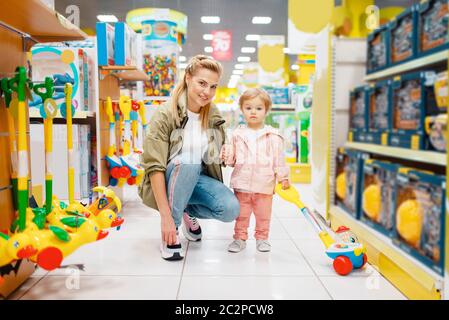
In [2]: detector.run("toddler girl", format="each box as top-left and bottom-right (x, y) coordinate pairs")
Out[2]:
(220, 88), (290, 252)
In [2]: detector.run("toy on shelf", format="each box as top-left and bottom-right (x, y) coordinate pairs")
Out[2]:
(393, 168), (446, 275)
(390, 6), (417, 65)
(367, 24), (390, 73)
(418, 0), (449, 55)
(105, 96), (144, 187)
(349, 86), (368, 142)
(275, 184), (367, 276)
(0, 231), (38, 267)
(365, 80), (391, 145)
(425, 113), (447, 151)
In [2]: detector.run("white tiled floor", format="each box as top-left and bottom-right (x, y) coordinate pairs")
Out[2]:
(8, 179), (407, 300)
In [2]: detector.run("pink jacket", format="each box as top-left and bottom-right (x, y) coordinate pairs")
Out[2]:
(225, 125), (290, 195)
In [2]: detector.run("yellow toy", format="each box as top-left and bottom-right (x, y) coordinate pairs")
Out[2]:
(0, 231), (38, 267)
(396, 199), (423, 248)
(362, 184), (381, 222)
(88, 186), (122, 215)
(26, 215), (109, 271)
(275, 184), (367, 275)
(336, 172), (346, 200)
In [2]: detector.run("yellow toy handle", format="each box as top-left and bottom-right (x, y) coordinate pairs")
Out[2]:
(64, 83), (74, 204)
(119, 96), (132, 156)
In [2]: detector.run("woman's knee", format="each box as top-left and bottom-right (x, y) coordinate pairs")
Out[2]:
(221, 195), (240, 222)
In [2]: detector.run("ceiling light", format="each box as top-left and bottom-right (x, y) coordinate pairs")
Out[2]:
(97, 15), (118, 22)
(246, 34), (260, 41)
(203, 34), (213, 40)
(201, 16), (220, 24)
(179, 47), (183, 52)
(237, 56), (251, 62)
(283, 48), (290, 54)
(234, 64), (244, 70)
(179, 63), (188, 69)
(241, 47), (256, 53)
(252, 16), (272, 24)
(291, 64), (299, 71)
(179, 56), (186, 62)
(233, 70), (244, 75)
(204, 46), (213, 53)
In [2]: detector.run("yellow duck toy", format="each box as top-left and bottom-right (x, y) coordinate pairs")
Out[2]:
(396, 199), (423, 249)
(336, 172), (346, 200)
(88, 186), (122, 216)
(19, 209), (109, 271)
(0, 231), (38, 267)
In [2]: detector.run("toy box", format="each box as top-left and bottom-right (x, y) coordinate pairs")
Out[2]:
(389, 6), (418, 65)
(96, 22), (115, 66)
(393, 168), (446, 276)
(364, 80), (392, 145)
(360, 160), (398, 236)
(31, 46), (89, 113)
(291, 85), (313, 112)
(335, 148), (368, 219)
(389, 71), (440, 150)
(418, 0), (449, 56)
(367, 24), (390, 74)
(263, 87), (290, 105)
(348, 86), (369, 143)
(115, 22), (137, 66)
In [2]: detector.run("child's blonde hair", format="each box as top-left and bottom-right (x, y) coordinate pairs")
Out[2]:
(238, 88), (272, 112)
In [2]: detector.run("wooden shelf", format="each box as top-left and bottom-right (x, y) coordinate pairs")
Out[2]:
(365, 50), (449, 81)
(113, 70), (150, 82)
(100, 66), (138, 71)
(344, 142), (446, 166)
(329, 205), (442, 299)
(0, 1), (88, 42)
(29, 108), (95, 119)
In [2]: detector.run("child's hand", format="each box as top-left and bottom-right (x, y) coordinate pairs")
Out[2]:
(220, 144), (231, 162)
(281, 180), (290, 190)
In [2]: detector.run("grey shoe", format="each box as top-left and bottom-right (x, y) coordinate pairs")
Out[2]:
(160, 231), (184, 261)
(256, 240), (271, 252)
(228, 239), (246, 253)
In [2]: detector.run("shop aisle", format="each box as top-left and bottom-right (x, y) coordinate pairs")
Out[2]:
(7, 168), (406, 300)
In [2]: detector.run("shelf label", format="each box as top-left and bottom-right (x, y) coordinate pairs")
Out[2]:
(348, 132), (353, 142)
(381, 133), (388, 145)
(411, 135), (420, 150)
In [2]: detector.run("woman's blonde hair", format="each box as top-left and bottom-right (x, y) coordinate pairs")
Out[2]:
(238, 88), (272, 112)
(171, 54), (223, 129)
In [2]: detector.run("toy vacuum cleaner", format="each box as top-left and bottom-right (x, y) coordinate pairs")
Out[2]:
(275, 184), (368, 275)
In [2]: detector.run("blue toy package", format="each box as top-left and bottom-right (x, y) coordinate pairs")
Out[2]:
(418, 0), (449, 57)
(389, 6), (418, 66)
(263, 87), (290, 105)
(360, 160), (398, 237)
(393, 168), (446, 276)
(335, 148), (368, 219)
(389, 70), (440, 150)
(114, 22), (137, 66)
(96, 22), (115, 66)
(364, 80), (392, 144)
(348, 86), (369, 142)
(367, 24), (390, 74)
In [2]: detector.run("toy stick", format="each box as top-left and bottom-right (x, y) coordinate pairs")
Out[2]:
(275, 183), (334, 248)
(8, 67), (29, 232)
(33, 77), (56, 213)
(118, 96), (132, 187)
(105, 97), (116, 158)
(64, 83), (75, 204)
(1, 78), (18, 210)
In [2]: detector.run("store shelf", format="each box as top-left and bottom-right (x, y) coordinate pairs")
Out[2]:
(100, 66), (138, 71)
(29, 108), (95, 119)
(145, 96), (170, 101)
(364, 50), (449, 81)
(113, 70), (150, 82)
(344, 142), (446, 166)
(0, 1), (88, 42)
(272, 104), (295, 111)
(329, 205), (442, 299)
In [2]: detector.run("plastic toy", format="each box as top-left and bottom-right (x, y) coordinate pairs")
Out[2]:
(0, 231), (38, 267)
(425, 114), (447, 151)
(396, 199), (423, 248)
(390, 7), (417, 64)
(362, 184), (381, 222)
(105, 97), (122, 186)
(419, 0), (449, 53)
(275, 184), (367, 276)
(366, 80), (391, 144)
(336, 172), (346, 200)
(433, 71), (447, 108)
(367, 24), (389, 73)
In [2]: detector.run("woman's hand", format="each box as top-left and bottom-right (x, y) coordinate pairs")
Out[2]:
(220, 144), (230, 162)
(160, 212), (177, 245)
(281, 180), (291, 190)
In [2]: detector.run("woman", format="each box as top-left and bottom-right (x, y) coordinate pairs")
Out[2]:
(139, 55), (240, 261)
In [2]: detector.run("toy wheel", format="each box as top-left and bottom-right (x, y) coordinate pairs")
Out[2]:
(333, 256), (353, 276)
(110, 167), (121, 179)
(127, 177), (136, 185)
(109, 178), (118, 186)
(361, 253), (368, 268)
(37, 247), (63, 271)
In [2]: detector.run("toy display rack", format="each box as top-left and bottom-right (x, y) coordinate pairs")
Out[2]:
(326, 30), (449, 299)
(0, 1), (87, 298)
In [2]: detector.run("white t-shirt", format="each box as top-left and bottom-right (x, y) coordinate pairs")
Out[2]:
(178, 109), (209, 164)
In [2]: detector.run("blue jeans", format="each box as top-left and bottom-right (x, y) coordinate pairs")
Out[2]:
(165, 159), (240, 227)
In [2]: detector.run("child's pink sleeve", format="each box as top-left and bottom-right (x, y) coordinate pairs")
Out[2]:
(273, 135), (289, 182)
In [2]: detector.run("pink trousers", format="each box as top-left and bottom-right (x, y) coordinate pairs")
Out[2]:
(233, 191), (273, 241)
